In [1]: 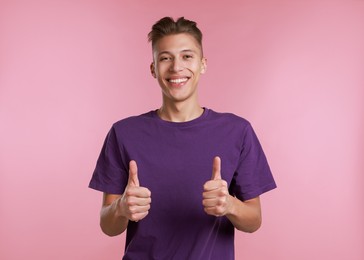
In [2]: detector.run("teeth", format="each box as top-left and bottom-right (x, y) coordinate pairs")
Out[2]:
(169, 78), (188, 83)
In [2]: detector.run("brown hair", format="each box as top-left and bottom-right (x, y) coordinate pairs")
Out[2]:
(148, 17), (203, 54)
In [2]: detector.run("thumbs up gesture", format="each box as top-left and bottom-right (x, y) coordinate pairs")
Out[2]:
(119, 160), (151, 222)
(202, 157), (232, 217)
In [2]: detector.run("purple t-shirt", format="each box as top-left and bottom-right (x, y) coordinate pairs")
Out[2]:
(89, 108), (276, 260)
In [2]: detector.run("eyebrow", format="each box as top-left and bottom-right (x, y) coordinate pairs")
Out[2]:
(157, 49), (198, 56)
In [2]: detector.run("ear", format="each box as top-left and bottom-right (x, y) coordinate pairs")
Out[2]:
(150, 62), (156, 78)
(200, 58), (207, 74)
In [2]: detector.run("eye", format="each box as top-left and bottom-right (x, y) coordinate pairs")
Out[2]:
(159, 56), (171, 62)
(183, 54), (193, 59)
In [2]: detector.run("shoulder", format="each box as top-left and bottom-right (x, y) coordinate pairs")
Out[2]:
(112, 111), (155, 129)
(105, 111), (156, 140)
(207, 109), (251, 129)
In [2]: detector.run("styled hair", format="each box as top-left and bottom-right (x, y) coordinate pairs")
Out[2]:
(148, 17), (203, 54)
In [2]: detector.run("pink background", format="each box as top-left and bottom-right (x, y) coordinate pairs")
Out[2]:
(1, 1), (363, 259)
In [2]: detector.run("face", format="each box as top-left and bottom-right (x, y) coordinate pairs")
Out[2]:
(150, 33), (207, 104)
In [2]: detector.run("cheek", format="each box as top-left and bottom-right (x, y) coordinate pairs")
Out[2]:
(190, 63), (203, 74)
(155, 64), (168, 77)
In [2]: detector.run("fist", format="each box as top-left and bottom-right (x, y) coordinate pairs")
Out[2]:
(119, 160), (151, 222)
(202, 156), (231, 216)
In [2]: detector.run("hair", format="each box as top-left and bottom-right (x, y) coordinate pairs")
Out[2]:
(148, 17), (203, 54)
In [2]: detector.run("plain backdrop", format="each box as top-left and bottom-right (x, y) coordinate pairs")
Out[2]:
(1, 0), (363, 259)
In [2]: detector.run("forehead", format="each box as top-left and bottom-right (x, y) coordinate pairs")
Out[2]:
(153, 33), (202, 56)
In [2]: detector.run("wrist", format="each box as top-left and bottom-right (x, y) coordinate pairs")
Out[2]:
(113, 197), (127, 219)
(225, 195), (238, 217)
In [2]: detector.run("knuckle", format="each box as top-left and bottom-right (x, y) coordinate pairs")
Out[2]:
(130, 214), (138, 221)
(128, 206), (136, 214)
(126, 198), (134, 206)
(125, 189), (133, 196)
(215, 206), (224, 215)
(218, 189), (228, 197)
(217, 198), (227, 207)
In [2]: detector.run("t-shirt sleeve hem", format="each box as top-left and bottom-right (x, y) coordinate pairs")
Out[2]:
(88, 181), (123, 195)
(239, 182), (277, 201)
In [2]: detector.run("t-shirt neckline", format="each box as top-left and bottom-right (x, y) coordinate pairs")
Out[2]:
(151, 107), (210, 127)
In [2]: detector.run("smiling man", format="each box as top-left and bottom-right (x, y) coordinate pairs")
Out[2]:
(89, 17), (276, 259)
(151, 32), (206, 120)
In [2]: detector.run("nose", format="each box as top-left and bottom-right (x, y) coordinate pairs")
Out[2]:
(169, 58), (184, 72)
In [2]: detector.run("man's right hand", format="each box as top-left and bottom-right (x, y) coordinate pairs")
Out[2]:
(118, 160), (151, 222)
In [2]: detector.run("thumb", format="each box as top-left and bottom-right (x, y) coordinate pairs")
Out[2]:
(128, 160), (140, 187)
(211, 156), (221, 180)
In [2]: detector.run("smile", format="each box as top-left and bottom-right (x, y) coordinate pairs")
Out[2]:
(167, 77), (189, 83)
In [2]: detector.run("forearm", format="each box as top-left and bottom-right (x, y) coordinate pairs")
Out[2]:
(100, 197), (129, 237)
(226, 196), (262, 233)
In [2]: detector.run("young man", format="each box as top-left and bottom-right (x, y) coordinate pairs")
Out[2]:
(89, 17), (276, 259)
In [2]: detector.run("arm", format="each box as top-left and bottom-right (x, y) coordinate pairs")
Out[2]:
(202, 157), (262, 233)
(225, 196), (261, 233)
(99, 161), (151, 237)
(100, 194), (128, 236)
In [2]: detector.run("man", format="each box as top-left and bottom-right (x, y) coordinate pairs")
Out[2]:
(89, 16), (276, 259)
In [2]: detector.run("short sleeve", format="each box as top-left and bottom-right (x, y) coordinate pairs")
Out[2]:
(88, 126), (128, 194)
(230, 123), (277, 201)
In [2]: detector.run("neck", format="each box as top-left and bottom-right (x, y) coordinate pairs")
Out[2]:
(158, 100), (203, 122)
